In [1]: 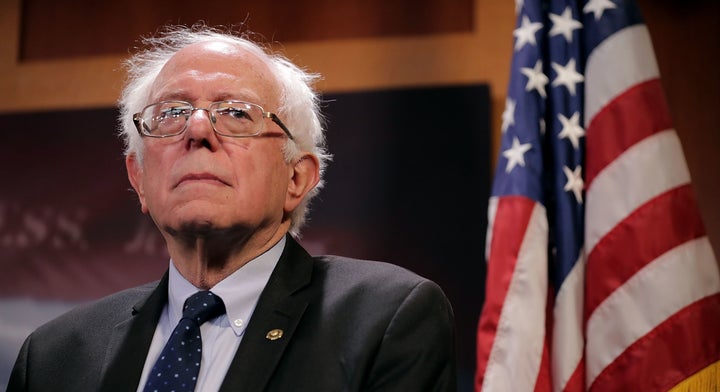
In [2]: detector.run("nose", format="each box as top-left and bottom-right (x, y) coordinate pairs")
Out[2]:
(183, 108), (219, 150)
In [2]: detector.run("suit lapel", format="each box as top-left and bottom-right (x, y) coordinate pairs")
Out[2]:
(98, 272), (169, 392)
(220, 236), (314, 392)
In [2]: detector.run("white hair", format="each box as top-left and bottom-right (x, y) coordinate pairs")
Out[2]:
(117, 24), (330, 236)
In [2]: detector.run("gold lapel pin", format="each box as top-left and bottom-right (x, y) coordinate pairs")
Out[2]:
(266, 329), (284, 341)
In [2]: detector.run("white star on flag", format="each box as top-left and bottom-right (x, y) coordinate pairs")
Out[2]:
(557, 112), (585, 149)
(584, 0), (617, 20)
(521, 60), (549, 97)
(502, 98), (516, 133)
(562, 165), (584, 203)
(549, 7), (583, 42)
(551, 58), (584, 95)
(514, 16), (543, 51)
(502, 137), (532, 173)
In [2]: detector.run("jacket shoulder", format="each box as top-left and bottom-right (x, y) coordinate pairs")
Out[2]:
(314, 255), (431, 287)
(310, 255), (449, 311)
(35, 280), (159, 335)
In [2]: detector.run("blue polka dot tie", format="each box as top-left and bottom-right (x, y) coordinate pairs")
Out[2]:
(143, 291), (226, 392)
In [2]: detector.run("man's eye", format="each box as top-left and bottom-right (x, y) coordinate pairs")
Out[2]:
(218, 107), (252, 120)
(160, 107), (189, 119)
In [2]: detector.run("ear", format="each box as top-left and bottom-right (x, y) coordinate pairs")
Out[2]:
(126, 154), (149, 214)
(284, 153), (320, 213)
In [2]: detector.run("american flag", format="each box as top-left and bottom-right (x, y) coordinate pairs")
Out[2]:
(475, 0), (720, 391)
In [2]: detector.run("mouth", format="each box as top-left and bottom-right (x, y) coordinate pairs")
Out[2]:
(175, 173), (230, 188)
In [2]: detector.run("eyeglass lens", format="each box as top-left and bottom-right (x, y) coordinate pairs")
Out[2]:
(141, 101), (264, 137)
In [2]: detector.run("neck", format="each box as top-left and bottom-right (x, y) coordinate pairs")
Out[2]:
(162, 222), (289, 289)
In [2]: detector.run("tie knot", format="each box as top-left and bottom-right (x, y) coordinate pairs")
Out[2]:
(182, 290), (226, 325)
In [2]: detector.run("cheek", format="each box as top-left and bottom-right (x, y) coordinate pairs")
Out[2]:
(239, 161), (283, 196)
(140, 151), (174, 200)
(232, 149), (289, 202)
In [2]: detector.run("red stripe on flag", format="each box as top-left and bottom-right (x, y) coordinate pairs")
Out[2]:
(563, 358), (585, 392)
(534, 340), (552, 392)
(534, 289), (554, 392)
(584, 185), (707, 319)
(475, 196), (537, 387)
(589, 293), (720, 392)
(585, 79), (673, 188)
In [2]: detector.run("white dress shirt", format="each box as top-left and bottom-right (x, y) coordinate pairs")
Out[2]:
(136, 237), (284, 391)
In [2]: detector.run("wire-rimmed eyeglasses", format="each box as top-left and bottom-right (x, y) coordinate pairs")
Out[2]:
(132, 100), (294, 140)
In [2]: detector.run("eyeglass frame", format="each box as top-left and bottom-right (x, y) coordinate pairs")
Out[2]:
(132, 100), (295, 140)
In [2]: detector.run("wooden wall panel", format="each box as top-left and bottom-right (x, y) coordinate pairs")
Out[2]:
(19, 0), (473, 60)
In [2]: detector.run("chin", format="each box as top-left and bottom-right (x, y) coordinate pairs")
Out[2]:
(164, 218), (221, 237)
(166, 217), (251, 239)
(181, 220), (219, 233)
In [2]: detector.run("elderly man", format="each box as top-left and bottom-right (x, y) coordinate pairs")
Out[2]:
(8, 25), (456, 391)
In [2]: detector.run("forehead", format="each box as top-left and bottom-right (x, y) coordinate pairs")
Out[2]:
(149, 41), (280, 106)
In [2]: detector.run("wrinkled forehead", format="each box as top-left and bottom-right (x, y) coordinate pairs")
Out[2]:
(149, 41), (281, 107)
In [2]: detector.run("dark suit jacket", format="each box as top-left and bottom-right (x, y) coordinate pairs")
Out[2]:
(8, 236), (456, 391)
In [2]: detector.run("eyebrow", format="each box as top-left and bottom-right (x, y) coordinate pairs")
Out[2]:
(151, 91), (193, 103)
(153, 91), (263, 105)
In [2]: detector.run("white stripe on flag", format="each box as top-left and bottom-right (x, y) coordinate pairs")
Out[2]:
(585, 237), (720, 385)
(585, 130), (691, 254)
(552, 251), (585, 392)
(483, 203), (548, 392)
(584, 25), (659, 126)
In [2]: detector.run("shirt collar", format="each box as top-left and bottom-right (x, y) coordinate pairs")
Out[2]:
(167, 236), (285, 336)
